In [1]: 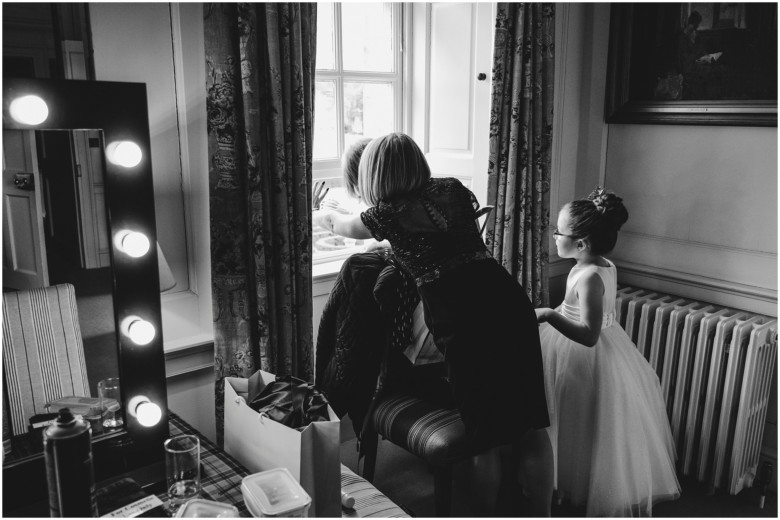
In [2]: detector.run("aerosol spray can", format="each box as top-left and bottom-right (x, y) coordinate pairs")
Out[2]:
(43, 408), (98, 517)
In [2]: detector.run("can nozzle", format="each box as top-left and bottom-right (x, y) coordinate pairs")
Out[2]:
(56, 408), (76, 425)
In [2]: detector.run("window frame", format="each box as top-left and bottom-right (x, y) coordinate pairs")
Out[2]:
(313, 2), (407, 183)
(312, 2), (409, 266)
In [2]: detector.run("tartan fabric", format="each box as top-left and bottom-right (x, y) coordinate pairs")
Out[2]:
(168, 411), (250, 516)
(167, 412), (408, 517)
(372, 393), (470, 466)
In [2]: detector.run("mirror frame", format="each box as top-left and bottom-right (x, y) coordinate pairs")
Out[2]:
(2, 78), (169, 508)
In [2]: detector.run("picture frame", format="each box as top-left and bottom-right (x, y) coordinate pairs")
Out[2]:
(605, 3), (777, 126)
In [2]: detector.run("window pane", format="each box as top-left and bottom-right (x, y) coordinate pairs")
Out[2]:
(341, 3), (393, 72)
(343, 82), (393, 147)
(316, 2), (335, 70)
(314, 81), (338, 160)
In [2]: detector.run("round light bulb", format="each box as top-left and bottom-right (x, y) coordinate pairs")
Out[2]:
(136, 401), (162, 427)
(9, 95), (49, 125)
(106, 141), (143, 168)
(128, 395), (163, 427)
(127, 318), (156, 345)
(115, 230), (150, 258)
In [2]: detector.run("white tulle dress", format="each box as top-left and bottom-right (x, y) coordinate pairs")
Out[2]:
(539, 259), (681, 516)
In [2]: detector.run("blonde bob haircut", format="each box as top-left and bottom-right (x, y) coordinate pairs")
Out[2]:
(357, 133), (431, 206)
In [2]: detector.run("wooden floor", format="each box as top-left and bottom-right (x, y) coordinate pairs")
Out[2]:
(339, 417), (778, 517)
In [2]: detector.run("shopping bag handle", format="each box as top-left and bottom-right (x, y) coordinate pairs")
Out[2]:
(234, 396), (270, 424)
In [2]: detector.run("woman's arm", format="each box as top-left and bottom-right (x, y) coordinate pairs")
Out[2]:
(313, 210), (374, 240)
(536, 271), (604, 347)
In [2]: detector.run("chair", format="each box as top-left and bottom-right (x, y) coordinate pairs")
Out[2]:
(359, 206), (495, 517)
(360, 390), (479, 516)
(2, 283), (90, 436)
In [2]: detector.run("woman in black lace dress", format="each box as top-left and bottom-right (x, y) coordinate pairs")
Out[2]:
(314, 132), (553, 516)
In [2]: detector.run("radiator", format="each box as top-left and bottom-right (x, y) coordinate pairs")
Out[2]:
(615, 286), (777, 495)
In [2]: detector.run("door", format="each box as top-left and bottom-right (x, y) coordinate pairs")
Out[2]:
(410, 2), (495, 207)
(2, 129), (49, 289)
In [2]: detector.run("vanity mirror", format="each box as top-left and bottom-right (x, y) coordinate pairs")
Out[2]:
(2, 77), (169, 512)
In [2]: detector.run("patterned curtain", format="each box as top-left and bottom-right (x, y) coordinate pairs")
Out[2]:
(485, 3), (555, 307)
(204, 3), (317, 443)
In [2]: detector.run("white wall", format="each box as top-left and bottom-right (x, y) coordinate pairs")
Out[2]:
(90, 3), (216, 439)
(556, 4), (778, 316)
(90, 3), (213, 351)
(548, 3), (613, 301)
(564, 3), (778, 473)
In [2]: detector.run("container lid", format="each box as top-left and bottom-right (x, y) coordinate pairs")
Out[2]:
(174, 498), (239, 518)
(241, 468), (311, 516)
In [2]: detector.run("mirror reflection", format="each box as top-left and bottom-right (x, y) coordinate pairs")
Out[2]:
(2, 128), (120, 464)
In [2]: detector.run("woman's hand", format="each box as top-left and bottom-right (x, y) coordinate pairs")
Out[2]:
(363, 239), (391, 253)
(312, 209), (333, 232)
(535, 307), (553, 323)
(321, 198), (352, 215)
(312, 181), (329, 210)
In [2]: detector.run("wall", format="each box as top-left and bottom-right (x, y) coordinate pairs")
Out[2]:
(90, 3), (213, 351)
(90, 3), (216, 440)
(565, 3), (778, 472)
(558, 4), (778, 313)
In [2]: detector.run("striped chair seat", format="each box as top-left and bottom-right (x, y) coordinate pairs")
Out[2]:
(341, 465), (410, 517)
(3, 284), (90, 436)
(372, 392), (469, 467)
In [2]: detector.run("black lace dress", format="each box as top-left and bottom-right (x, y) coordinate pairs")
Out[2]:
(361, 177), (549, 450)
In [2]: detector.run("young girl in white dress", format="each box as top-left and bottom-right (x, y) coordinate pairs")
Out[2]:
(535, 188), (681, 516)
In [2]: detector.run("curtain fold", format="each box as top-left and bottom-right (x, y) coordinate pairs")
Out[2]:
(485, 3), (555, 307)
(204, 3), (317, 444)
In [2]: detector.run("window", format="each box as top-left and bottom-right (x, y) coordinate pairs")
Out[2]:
(313, 2), (404, 264)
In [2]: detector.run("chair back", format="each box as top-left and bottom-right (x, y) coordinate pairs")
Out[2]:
(475, 205), (494, 237)
(3, 283), (90, 436)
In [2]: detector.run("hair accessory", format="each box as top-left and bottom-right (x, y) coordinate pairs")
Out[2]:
(592, 187), (607, 214)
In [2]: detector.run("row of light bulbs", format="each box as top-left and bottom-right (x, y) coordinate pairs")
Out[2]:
(9, 93), (162, 427)
(9, 95), (143, 167)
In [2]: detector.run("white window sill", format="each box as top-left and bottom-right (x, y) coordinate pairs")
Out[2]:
(313, 257), (347, 282)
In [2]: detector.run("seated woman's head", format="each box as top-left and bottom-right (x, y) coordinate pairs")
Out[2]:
(342, 137), (372, 199)
(358, 133), (431, 206)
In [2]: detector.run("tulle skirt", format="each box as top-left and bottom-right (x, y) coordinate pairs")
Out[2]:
(540, 321), (681, 516)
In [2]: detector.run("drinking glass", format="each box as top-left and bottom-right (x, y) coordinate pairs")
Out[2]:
(164, 434), (201, 512)
(98, 378), (123, 429)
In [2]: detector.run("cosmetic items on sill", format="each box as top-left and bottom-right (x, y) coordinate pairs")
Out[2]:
(43, 408), (99, 517)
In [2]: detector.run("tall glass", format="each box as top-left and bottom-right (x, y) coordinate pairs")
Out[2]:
(98, 378), (123, 429)
(164, 434), (201, 512)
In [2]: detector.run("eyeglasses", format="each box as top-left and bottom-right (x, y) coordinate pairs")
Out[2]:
(552, 228), (580, 239)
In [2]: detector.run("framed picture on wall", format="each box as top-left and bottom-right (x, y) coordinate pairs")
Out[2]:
(605, 3), (777, 126)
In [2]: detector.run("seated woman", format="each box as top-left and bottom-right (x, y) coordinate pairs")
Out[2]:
(313, 138), (446, 440)
(314, 133), (553, 516)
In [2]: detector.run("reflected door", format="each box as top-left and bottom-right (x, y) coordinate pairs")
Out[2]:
(2, 129), (48, 290)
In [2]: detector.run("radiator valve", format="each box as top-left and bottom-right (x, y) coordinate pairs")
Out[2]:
(759, 460), (773, 509)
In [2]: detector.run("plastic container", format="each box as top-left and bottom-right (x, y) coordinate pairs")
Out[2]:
(174, 498), (240, 518)
(241, 468), (311, 517)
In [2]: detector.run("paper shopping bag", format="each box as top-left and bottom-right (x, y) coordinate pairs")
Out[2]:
(224, 371), (341, 517)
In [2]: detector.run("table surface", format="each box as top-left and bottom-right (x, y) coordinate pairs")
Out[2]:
(167, 411), (409, 517)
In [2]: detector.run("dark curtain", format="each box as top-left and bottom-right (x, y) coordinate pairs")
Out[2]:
(485, 3), (555, 307)
(204, 3), (317, 443)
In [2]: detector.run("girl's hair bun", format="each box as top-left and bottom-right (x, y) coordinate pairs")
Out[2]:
(587, 187), (628, 230)
(565, 187), (629, 255)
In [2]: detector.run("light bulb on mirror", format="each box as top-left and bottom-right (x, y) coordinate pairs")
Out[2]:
(106, 140), (143, 168)
(9, 95), (49, 125)
(114, 230), (150, 258)
(121, 316), (156, 345)
(128, 396), (163, 427)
